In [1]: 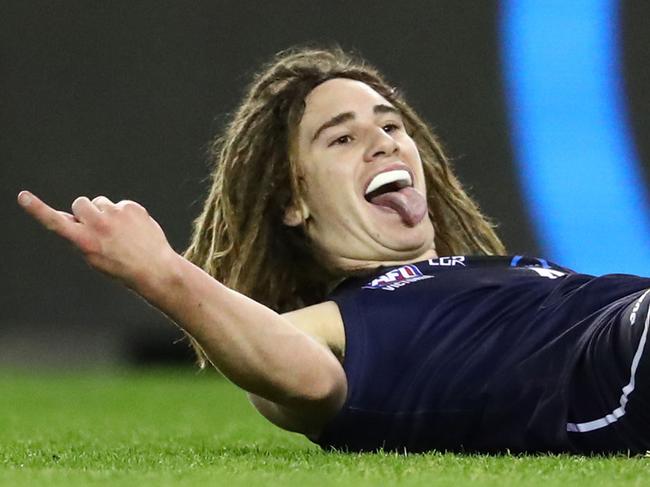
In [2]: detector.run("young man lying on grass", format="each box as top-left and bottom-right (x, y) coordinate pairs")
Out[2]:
(18, 47), (650, 454)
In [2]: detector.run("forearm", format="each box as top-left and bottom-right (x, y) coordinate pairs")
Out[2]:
(138, 251), (344, 410)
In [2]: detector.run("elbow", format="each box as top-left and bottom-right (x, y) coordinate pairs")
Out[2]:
(292, 361), (347, 414)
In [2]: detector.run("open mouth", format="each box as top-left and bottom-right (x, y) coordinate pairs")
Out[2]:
(364, 169), (413, 202)
(362, 168), (427, 226)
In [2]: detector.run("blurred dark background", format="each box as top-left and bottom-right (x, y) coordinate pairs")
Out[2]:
(2, 1), (649, 368)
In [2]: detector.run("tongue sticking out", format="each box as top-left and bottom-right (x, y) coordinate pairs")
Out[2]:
(369, 186), (427, 227)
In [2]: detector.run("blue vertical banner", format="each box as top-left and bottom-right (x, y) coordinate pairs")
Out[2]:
(500, 0), (650, 275)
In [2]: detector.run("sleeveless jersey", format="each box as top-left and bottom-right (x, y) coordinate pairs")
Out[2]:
(313, 255), (650, 453)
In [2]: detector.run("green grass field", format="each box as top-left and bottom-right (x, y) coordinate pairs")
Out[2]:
(1, 369), (648, 486)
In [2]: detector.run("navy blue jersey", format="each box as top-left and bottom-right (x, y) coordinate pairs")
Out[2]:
(314, 255), (650, 454)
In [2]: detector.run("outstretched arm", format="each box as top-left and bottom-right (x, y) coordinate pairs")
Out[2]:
(17, 191), (346, 434)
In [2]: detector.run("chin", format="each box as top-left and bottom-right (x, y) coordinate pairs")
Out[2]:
(378, 220), (434, 254)
(309, 219), (435, 272)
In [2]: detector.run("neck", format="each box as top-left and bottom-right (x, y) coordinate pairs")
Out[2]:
(330, 246), (439, 274)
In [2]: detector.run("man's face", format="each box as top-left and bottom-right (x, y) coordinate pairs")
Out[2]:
(288, 78), (436, 270)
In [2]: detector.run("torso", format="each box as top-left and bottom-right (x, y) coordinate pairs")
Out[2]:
(310, 255), (650, 453)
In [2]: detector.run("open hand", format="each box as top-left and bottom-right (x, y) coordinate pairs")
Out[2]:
(17, 191), (178, 293)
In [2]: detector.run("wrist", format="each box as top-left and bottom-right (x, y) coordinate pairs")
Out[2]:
(131, 248), (186, 306)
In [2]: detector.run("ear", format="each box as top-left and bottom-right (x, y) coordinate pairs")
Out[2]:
(282, 199), (310, 227)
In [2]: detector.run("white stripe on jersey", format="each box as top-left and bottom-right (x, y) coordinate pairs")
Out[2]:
(567, 289), (650, 433)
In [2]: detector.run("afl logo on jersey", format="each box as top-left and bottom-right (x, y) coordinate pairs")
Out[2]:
(362, 264), (434, 291)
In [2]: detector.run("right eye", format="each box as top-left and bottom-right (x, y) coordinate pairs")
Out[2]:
(329, 135), (353, 146)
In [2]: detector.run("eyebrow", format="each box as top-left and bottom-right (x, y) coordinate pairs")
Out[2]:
(311, 104), (400, 143)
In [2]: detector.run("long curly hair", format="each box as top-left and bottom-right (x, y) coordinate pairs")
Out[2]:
(184, 46), (505, 365)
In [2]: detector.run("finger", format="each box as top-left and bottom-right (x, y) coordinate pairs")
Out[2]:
(115, 199), (149, 217)
(115, 199), (144, 211)
(71, 196), (103, 224)
(58, 210), (78, 222)
(91, 195), (115, 211)
(17, 191), (82, 242)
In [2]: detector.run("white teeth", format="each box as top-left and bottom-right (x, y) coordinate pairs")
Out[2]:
(365, 170), (412, 195)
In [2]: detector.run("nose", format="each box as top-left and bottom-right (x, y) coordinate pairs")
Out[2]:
(363, 127), (399, 162)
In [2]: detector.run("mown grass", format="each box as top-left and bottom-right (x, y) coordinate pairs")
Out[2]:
(0, 369), (648, 486)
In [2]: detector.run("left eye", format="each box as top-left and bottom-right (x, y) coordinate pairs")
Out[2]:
(383, 123), (399, 133)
